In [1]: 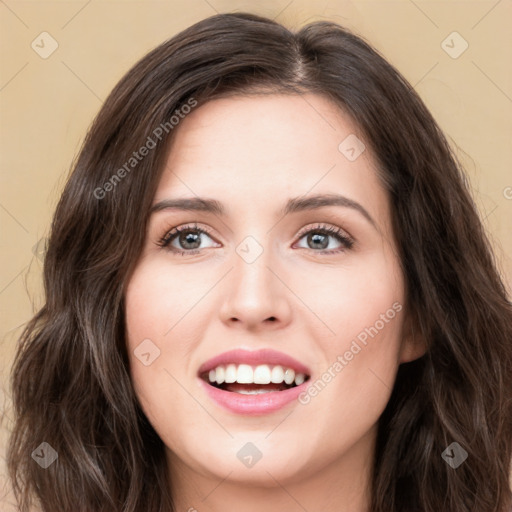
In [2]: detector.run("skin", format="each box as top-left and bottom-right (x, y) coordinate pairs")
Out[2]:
(124, 93), (426, 512)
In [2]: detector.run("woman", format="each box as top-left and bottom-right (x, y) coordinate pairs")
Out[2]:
(7, 12), (512, 512)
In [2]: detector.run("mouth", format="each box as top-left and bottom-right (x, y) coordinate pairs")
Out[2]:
(200, 363), (311, 395)
(197, 348), (312, 414)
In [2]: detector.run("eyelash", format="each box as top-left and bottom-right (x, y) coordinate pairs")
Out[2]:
(156, 222), (354, 256)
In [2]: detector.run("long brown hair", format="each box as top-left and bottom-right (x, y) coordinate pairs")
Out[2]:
(7, 12), (512, 512)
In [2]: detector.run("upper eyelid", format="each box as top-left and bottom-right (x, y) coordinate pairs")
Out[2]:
(296, 222), (352, 239)
(159, 223), (217, 244)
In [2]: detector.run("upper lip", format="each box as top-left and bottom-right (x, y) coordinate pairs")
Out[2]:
(198, 348), (311, 376)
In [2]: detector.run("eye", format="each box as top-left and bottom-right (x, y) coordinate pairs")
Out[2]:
(294, 223), (354, 254)
(157, 222), (354, 256)
(157, 223), (219, 255)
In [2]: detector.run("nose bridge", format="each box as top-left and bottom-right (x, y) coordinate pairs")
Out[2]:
(234, 232), (276, 301)
(219, 231), (290, 326)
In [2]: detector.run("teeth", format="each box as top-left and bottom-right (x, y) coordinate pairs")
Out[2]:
(206, 364), (307, 387)
(284, 368), (295, 385)
(237, 364), (253, 384)
(271, 366), (284, 383)
(224, 364), (237, 383)
(254, 365), (271, 384)
(215, 366), (225, 385)
(294, 373), (305, 385)
(236, 389), (275, 395)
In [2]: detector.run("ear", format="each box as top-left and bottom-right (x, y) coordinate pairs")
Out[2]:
(398, 309), (427, 364)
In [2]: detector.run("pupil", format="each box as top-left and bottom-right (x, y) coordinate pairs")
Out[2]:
(309, 233), (328, 249)
(180, 231), (200, 249)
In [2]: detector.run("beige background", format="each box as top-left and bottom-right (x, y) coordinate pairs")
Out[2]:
(1, 0), (511, 509)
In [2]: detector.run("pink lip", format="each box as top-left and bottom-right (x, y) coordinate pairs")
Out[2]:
(198, 377), (309, 416)
(197, 348), (311, 376)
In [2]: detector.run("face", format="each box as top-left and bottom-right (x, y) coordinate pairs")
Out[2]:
(124, 93), (423, 494)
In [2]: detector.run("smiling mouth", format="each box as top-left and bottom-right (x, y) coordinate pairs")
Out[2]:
(199, 364), (311, 394)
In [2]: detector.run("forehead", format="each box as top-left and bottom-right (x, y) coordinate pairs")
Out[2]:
(155, 93), (389, 228)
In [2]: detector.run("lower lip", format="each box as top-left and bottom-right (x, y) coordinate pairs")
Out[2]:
(198, 378), (308, 416)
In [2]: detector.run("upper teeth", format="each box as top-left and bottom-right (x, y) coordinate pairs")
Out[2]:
(207, 364), (306, 387)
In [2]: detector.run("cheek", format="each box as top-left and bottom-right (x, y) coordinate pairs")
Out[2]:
(124, 260), (183, 406)
(124, 256), (216, 426)
(294, 249), (404, 418)
(125, 255), (214, 344)
(290, 245), (404, 350)
(295, 310), (403, 465)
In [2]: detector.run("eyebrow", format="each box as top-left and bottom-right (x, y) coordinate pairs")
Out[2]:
(150, 193), (377, 228)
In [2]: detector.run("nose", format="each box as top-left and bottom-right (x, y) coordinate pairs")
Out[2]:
(218, 240), (292, 331)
